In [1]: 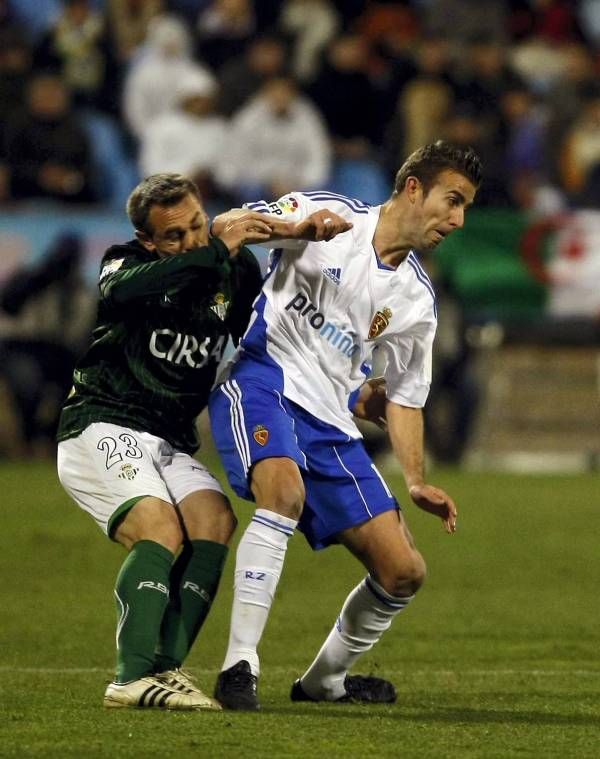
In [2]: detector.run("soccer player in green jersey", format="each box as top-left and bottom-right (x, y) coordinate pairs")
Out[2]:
(56, 173), (352, 710)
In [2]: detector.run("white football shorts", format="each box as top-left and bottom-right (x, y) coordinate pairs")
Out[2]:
(57, 422), (225, 537)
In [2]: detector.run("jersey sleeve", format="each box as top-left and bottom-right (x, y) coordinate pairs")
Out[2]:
(99, 238), (230, 305)
(243, 193), (320, 250)
(380, 321), (435, 409)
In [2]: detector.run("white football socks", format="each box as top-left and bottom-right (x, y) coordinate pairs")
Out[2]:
(299, 575), (414, 700)
(221, 509), (297, 676)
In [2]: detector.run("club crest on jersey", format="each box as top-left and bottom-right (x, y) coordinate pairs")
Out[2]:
(322, 266), (342, 285)
(253, 425), (269, 446)
(276, 196), (299, 214)
(210, 292), (229, 321)
(368, 307), (392, 339)
(118, 463), (139, 480)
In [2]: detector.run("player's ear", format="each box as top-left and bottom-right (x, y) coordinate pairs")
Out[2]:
(405, 176), (422, 204)
(135, 229), (156, 252)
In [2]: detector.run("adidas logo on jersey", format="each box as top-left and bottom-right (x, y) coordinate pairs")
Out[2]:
(322, 266), (342, 285)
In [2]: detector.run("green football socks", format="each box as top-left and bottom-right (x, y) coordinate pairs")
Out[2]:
(154, 540), (228, 672)
(114, 540), (174, 683)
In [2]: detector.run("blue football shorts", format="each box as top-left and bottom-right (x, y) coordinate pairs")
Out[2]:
(209, 377), (400, 550)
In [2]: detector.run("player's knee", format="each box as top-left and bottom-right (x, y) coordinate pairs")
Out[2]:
(398, 550), (427, 595)
(179, 491), (237, 544)
(380, 550), (427, 597)
(117, 498), (184, 554)
(251, 460), (305, 520)
(144, 503), (183, 553)
(222, 507), (238, 542)
(269, 483), (305, 519)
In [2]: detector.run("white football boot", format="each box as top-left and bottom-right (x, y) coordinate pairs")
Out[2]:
(155, 668), (209, 697)
(103, 675), (221, 710)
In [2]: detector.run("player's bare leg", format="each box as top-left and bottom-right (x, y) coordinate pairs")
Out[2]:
(292, 510), (424, 703)
(214, 457), (303, 710)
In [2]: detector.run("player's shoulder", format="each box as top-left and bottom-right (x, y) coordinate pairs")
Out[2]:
(299, 190), (373, 217)
(99, 239), (150, 280)
(101, 239), (146, 265)
(403, 251), (438, 320)
(256, 190), (373, 219)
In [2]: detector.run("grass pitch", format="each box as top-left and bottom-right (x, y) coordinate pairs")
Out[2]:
(1, 454), (599, 758)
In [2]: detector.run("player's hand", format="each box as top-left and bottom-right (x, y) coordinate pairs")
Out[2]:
(409, 483), (457, 534)
(352, 376), (387, 430)
(214, 211), (274, 256)
(211, 209), (249, 237)
(291, 210), (353, 242)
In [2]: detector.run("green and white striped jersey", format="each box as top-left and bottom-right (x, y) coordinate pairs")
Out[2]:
(57, 237), (262, 453)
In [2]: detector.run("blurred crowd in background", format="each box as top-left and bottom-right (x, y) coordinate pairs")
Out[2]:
(1, 0), (599, 463)
(2, 0), (600, 210)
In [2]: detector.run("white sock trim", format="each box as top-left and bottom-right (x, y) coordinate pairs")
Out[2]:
(365, 575), (415, 609)
(252, 508), (297, 537)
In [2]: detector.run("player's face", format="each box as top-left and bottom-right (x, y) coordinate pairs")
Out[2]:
(140, 193), (209, 257)
(412, 169), (476, 250)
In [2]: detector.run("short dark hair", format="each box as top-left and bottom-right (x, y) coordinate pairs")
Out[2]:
(394, 140), (482, 196)
(126, 173), (202, 234)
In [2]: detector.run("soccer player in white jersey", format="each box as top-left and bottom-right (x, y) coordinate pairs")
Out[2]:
(208, 141), (482, 709)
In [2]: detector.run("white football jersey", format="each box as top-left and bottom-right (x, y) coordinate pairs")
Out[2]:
(228, 191), (438, 438)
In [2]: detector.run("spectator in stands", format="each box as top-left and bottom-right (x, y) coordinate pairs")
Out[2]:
(0, 231), (95, 458)
(278, 0), (339, 83)
(0, 0), (26, 42)
(0, 28), (32, 120)
(425, 290), (480, 466)
(308, 34), (382, 159)
(2, 72), (96, 203)
(577, 162), (600, 209)
(558, 84), (600, 198)
(4, 0), (59, 42)
(218, 34), (287, 117)
(384, 37), (455, 176)
(139, 72), (227, 202)
(33, 0), (118, 114)
(498, 82), (547, 209)
(543, 43), (597, 186)
(454, 37), (522, 129)
(441, 104), (511, 207)
(355, 0), (420, 82)
(196, 0), (255, 72)
(513, 0), (583, 45)
(424, 0), (508, 49)
(579, 0), (600, 48)
(0, 28), (33, 201)
(509, 1), (584, 96)
(107, 0), (164, 64)
(216, 76), (331, 202)
(122, 13), (216, 142)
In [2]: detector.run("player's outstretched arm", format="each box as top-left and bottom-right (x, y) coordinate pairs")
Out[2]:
(290, 210), (352, 242)
(386, 402), (457, 534)
(214, 212), (274, 256)
(211, 208), (352, 246)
